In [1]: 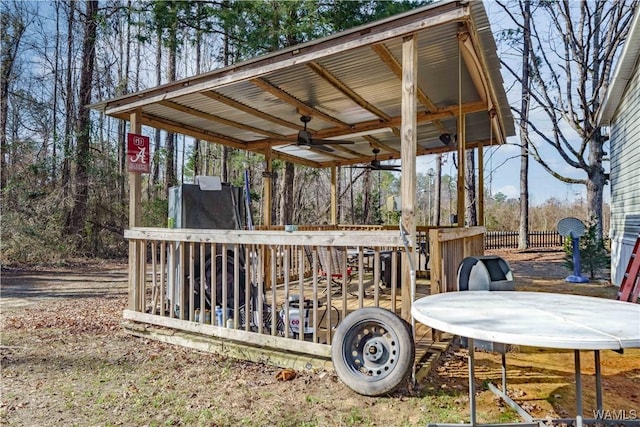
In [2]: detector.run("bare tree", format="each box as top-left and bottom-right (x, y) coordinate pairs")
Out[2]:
(465, 149), (477, 226)
(434, 154), (442, 226)
(66, 0), (98, 237)
(516, 1), (532, 250)
(496, 0), (637, 240)
(1, 1), (28, 191)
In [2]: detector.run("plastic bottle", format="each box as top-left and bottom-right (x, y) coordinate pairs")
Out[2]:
(215, 307), (223, 326)
(226, 318), (234, 329)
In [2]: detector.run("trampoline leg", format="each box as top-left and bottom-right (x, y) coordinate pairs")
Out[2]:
(501, 350), (507, 395)
(575, 350), (583, 427)
(595, 350), (603, 412)
(468, 338), (476, 426)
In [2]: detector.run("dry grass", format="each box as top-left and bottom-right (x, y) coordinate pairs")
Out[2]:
(1, 250), (638, 426)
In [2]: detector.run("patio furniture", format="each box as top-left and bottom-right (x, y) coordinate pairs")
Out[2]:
(412, 291), (640, 427)
(317, 246), (353, 294)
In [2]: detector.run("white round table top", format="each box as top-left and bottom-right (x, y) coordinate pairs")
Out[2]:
(411, 291), (640, 350)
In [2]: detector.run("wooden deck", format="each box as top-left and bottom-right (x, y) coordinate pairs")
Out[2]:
(122, 227), (485, 378)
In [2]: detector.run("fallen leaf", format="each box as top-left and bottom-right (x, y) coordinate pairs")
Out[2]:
(275, 368), (296, 381)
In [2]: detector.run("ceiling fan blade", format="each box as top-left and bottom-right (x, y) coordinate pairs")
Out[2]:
(377, 165), (401, 171)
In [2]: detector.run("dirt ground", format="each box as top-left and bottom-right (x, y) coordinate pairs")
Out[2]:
(1, 250), (639, 426)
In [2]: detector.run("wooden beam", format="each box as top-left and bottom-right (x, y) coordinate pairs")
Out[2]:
(250, 77), (351, 129)
(259, 101), (487, 146)
(400, 35), (417, 321)
(456, 115), (466, 227)
(115, 111), (252, 150)
(364, 136), (400, 155)
(202, 91), (303, 131)
(129, 110), (142, 312)
(158, 100), (287, 139)
(458, 31), (505, 145)
(478, 143), (484, 226)
(307, 61), (391, 121)
(123, 322), (333, 372)
(331, 166), (337, 225)
(371, 43), (450, 134)
(125, 228), (404, 247)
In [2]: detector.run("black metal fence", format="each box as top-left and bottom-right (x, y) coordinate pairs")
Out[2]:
(484, 230), (564, 250)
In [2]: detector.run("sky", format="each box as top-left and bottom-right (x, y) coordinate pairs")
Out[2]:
(409, 0), (611, 207)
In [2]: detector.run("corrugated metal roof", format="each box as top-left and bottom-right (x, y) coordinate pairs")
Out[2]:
(91, 0), (515, 169)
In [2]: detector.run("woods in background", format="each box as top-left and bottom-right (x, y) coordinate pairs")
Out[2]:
(1, 0), (624, 264)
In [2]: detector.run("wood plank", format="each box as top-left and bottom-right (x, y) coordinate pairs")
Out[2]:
(400, 34), (418, 321)
(123, 310), (332, 358)
(122, 321), (333, 372)
(433, 226), (486, 242)
(125, 228), (404, 247)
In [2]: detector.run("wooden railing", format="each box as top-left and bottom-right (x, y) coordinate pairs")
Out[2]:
(123, 226), (483, 362)
(124, 228), (404, 357)
(428, 226), (485, 294)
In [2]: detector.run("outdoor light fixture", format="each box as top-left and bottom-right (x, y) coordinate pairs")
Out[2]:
(439, 133), (452, 145)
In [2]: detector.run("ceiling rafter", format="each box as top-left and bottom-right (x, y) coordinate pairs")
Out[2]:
(259, 100), (486, 147)
(371, 42), (450, 135)
(250, 77), (352, 129)
(262, 149), (323, 168)
(306, 61), (392, 122)
(158, 100), (287, 140)
(201, 91), (303, 131)
(363, 135), (399, 155)
(125, 112), (249, 150)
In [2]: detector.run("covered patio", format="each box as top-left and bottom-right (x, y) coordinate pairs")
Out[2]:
(91, 0), (514, 395)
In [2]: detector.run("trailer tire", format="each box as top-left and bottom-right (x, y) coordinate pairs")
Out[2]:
(331, 307), (414, 396)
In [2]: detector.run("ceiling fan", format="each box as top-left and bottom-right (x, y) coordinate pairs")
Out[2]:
(297, 115), (354, 152)
(354, 148), (401, 171)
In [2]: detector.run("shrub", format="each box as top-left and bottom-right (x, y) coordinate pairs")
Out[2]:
(563, 217), (610, 279)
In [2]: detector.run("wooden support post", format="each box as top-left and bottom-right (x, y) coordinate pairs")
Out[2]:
(478, 143), (484, 226)
(456, 114), (466, 227)
(129, 109), (142, 311)
(400, 34), (417, 321)
(263, 149), (273, 288)
(331, 166), (337, 225)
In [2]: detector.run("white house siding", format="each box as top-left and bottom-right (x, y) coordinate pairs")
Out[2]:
(609, 65), (640, 286)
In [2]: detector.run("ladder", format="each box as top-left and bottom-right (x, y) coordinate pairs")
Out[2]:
(618, 233), (640, 303)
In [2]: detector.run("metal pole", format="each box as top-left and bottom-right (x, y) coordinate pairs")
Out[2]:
(469, 338), (476, 426)
(574, 350), (583, 427)
(594, 350), (603, 412)
(501, 350), (507, 395)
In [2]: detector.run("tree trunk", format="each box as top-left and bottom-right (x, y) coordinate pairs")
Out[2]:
(279, 162), (294, 225)
(587, 133), (607, 239)
(0, 6), (26, 190)
(150, 27), (162, 199)
(52, 2), (60, 185)
(518, 0), (531, 250)
(66, 0), (98, 238)
(164, 18), (178, 196)
(61, 1), (75, 198)
(465, 149), (477, 226)
(434, 153), (442, 226)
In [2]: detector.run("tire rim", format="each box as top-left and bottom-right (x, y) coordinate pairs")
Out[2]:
(340, 319), (400, 381)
